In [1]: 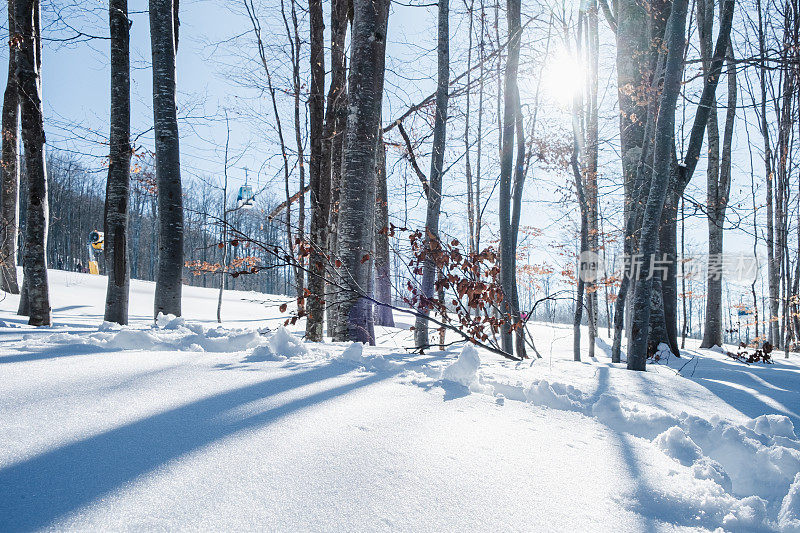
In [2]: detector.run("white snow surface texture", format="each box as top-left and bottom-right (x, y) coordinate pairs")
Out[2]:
(1, 269), (800, 532)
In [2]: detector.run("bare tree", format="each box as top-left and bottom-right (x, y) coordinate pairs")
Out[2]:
(497, 0), (525, 355)
(323, 0), (348, 331)
(1, 0), (20, 295)
(149, 0), (183, 318)
(414, 0), (450, 350)
(104, 0), (132, 324)
(331, 0), (390, 344)
(627, 0), (688, 370)
(305, 0), (327, 340)
(374, 129), (394, 327)
(15, 0), (51, 326)
(699, 0), (736, 348)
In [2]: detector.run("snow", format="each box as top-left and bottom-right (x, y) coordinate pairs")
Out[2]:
(654, 426), (703, 466)
(1, 268), (800, 531)
(267, 326), (308, 358)
(440, 343), (480, 387)
(780, 474), (800, 532)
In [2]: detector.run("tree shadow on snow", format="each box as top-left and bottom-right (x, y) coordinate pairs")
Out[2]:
(0, 343), (111, 364)
(0, 356), (432, 531)
(439, 380), (471, 401)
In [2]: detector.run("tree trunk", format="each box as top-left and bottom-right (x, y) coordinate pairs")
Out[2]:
(627, 0), (687, 370)
(323, 0), (348, 332)
(586, 0), (600, 359)
(305, 0), (327, 341)
(497, 0), (522, 354)
(326, 86), (347, 331)
(698, 0), (734, 349)
(331, 0), (389, 344)
(510, 90), (527, 358)
(1, 0), (20, 295)
(149, 0), (183, 318)
(104, 0), (132, 325)
(611, 45), (663, 363)
(414, 0), (449, 350)
(374, 132), (394, 327)
(609, 0), (652, 359)
(15, 0), (50, 326)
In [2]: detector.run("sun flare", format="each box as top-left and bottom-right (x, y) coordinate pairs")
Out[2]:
(543, 50), (586, 107)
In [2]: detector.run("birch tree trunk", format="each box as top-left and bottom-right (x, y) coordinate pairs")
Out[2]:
(414, 0), (449, 350)
(305, 0), (327, 341)
(15, 0), (50, 326)
(149, 0), (183, 318)
(104, 0), (132, 324)
(1, 0), (20, 295)
(331, 0), (389, 344)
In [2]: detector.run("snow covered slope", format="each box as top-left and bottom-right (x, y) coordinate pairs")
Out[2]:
(1, 270), (799, 532)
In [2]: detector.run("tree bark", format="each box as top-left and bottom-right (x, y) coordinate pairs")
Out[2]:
(1, 0), (20, 295)
(497, 0), (522, 354)
(149, 0), (183, 318)
(331, 0), (389, 344)
(278, 0), (306, 302)
(305, 0), (327, 341)
(104, 0), (132, 325)
(414, 0), (449, 350)
(15, 0), (50, 326)
(698, 0), (735, 349)
(322, 0), (348, 333)
(627, 0), (687, 370)
(586, 0), (600, 358)
(374, 131), (394, 327)
(609, 0), (652, 357)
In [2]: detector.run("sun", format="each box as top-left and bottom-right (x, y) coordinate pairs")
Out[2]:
(543, 49), (586, 107)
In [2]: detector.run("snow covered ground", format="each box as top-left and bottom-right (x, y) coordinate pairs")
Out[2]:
(1, 269), (799, 532)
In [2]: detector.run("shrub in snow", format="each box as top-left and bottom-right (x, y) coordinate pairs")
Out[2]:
(441, 344), (480, 387)
(268, 326), (308, 358)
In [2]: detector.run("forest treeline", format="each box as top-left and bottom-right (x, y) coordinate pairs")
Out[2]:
(0, 0), (798, 371)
